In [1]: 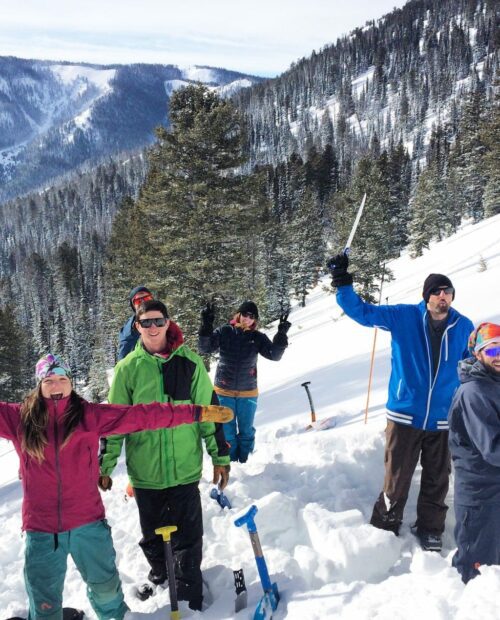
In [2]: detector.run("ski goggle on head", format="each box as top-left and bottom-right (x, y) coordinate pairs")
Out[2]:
(482, 345), (500, 358)
(132, 292), (153, 306)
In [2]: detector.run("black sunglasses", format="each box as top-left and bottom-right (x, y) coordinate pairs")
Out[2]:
(241, 311), (255, 319)
(429, 287), (454, 296)
(137, 317), (167, 328)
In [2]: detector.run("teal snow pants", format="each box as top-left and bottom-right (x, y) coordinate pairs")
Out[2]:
(24, 520), (128, 620)
(218, 395), (258, 463)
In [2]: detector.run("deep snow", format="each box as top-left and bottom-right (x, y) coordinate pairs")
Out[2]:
(1, 213), (500, 619)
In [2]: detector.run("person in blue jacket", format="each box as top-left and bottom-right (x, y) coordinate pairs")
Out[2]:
(117, 286), (153, 360)
(198, 300), (290, 463)
(448, 322), (500, 582)
(329, 253), (473, 551)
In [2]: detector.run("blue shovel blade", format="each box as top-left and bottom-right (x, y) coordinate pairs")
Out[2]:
(210, 487), (232, 509)
(254, 583), (279, 620)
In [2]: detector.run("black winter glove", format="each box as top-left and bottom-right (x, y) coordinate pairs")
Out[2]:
(278, 312), (291, 334)
(199, 302), (215, 335)
(327, 253), (353, 288)
(273, 330), (288, 347)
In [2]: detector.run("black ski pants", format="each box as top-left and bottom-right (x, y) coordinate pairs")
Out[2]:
(370, 420), (451, 535)
(134, 482), (203, 609)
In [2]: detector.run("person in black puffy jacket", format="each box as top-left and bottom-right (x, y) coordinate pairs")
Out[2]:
(448, 322), (500, 583)
(198, 300), (290, 463)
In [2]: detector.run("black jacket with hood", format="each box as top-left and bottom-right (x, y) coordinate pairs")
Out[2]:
(448, 357), (500, 506)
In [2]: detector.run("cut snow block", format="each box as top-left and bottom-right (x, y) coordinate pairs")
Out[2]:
(235, 492), (300, 551)
(301, 503), (402, 582)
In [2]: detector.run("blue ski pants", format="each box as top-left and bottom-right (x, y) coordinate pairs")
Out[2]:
(452, 502), (500, 583)
(218, 395), (258, 463)
(24, 519), (128, 620)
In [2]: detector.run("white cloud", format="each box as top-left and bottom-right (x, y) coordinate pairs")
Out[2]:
(0, 0), (409, 75)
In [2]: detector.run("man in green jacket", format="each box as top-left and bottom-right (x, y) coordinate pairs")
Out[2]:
(99, 300), (230, 610)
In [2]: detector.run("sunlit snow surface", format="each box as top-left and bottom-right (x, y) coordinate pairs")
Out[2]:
(1, 214), (500, 618)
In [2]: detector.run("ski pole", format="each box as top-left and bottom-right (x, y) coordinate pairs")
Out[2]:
(364, 264), (386, 425)
(234, 505), (279, 617)
(344, 193), (367, 255)
(155, 525), (180, 620)
(301, 381), (316, 427)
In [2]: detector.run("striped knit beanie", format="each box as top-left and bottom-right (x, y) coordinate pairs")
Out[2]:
(468, 322), (500, 355)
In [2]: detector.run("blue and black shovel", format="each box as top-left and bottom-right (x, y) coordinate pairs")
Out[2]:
(234, 505), (279, 620)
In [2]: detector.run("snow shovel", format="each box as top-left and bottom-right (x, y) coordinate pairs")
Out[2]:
(234, 505), (279, 620)
(302, 381), (336, 431)
(210, 484), (232, 509)
(155, 525), (180, 620)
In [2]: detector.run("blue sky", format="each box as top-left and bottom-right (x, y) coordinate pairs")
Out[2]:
(0, 0), (409, 77)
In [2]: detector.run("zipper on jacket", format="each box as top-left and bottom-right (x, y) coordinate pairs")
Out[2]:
(53, 400), (63, 532)
(422, 313), (459, 430)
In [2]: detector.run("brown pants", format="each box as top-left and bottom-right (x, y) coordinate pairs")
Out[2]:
(370, 420), (451, 535)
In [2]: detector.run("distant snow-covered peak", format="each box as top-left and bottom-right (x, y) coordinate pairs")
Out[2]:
(50, 64), (116, 92)
(164, 79), (191, 96)
(179, 65), (218, 84)
(216, 78), (254, 97)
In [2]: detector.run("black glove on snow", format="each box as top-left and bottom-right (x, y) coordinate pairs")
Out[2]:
(199, 302), (215, 335)
(278, 312), (291, 334)
(327, 253), (353, 288)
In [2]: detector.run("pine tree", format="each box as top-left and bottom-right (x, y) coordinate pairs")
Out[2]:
(0, 306), (29, 401)
(129, 84), (266, 346)
(288, 189), (324, 306)
(480, 81), (500, 217)
(331, 157), (393, 301)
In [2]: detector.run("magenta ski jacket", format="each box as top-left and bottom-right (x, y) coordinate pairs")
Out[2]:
(0, 396), (199, 533)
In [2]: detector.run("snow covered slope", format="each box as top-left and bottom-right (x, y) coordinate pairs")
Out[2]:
(1, 214), (499, 618)
(0, 56), (261, 201)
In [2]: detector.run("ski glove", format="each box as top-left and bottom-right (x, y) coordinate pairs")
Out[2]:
(98, 475), (113, 491)
(197, 405), (234, 423)
(199, 302), (215, 335)
(213, 464), (230, 491)
(328, 253), (353, 288)
(278, 312), (291, 334)
(273, 331), (288, 347)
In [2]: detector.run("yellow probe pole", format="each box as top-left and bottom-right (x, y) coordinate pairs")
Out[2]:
(364, 264), (386, 425)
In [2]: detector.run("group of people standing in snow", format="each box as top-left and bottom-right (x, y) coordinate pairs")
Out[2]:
(0, 285), (290, 619)
(0, 254), (499, 618)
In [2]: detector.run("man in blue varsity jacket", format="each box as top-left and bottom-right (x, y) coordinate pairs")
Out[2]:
(328, 253), (473, 552)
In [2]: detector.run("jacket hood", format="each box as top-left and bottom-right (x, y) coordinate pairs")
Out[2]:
(138, 319), (185, 357)
(458, 357), (500, 384)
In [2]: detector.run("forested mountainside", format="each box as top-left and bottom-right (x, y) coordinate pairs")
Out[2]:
(236, 0), (498, 169)
(0, 0), (498, 396)
(0, 57), (261, 201)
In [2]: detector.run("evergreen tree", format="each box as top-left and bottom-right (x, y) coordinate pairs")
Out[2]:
(122, 84), (266, 346)
(0, 306), (29, 401)
(288, 189), (324, 306)
(480, 81), (500, 217)
(331, 157), (393, 301)
(449, 84), (488, 221)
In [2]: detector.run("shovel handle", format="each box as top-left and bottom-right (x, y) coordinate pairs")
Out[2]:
(234, 504), (258, 533)
(155, 525), (178, 542)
